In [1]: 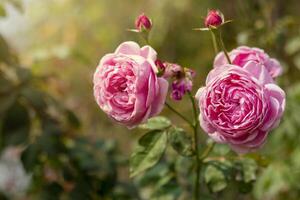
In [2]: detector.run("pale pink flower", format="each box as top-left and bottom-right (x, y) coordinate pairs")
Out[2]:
(214, 46), (283, 78)
(196, 64), (285, 153)
(93, 41), (168, 128)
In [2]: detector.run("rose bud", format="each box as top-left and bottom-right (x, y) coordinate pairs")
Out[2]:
(135, 13), (152, 32)
(93, 41), (168, 128)
(155, 59), (166, 76)
(204, 10), (224, 28)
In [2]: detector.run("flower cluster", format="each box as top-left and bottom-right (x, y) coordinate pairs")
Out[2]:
(93, 11), (285, 153)
(158, 62), (195, 101)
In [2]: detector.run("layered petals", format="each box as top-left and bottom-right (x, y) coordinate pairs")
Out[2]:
(214, 46), (283, 78)
(197, 64), (285, 153)
(93, 41), (168, 128)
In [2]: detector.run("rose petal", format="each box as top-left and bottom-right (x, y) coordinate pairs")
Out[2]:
(149, 77), (169, 116)
(115, 41), (141, 55)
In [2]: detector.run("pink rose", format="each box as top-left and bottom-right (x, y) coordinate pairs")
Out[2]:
(214, 46), (283, 78)
(93, 41), (168, 128)
(196, 64), (285, 153)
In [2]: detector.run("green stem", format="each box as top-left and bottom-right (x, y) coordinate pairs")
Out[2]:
(210, 30), (218, 55)
(188, 92), (200, 200)
(213, 29), (231, 64)
(200, 142), (215, 160)
(165, 102), (193, 128)
(140, 31), (150, 45)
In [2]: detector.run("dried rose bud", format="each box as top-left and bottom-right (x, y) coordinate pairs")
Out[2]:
(170, 78), (193, 101)
(204, 10), (224, 28)
(171, 80), (186, 101)
(163, 62), (183, 79)
(135, 13), (152, 31)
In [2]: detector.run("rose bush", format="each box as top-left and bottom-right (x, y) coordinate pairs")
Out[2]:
(196, 64), (285, 153)
(93, 41), (168, 128)
(214, 46), (283, 78)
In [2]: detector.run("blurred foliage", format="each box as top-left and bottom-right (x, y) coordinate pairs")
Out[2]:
(0, 0), (299, 199)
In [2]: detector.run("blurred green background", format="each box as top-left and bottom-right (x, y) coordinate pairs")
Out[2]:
(0, 0), (300, 199)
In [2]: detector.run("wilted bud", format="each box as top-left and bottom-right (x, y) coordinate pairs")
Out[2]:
(204, 10), (224, 28)
(135, 13), (152, 31)
(163, 62), (183, 79)
(170, 78), (193, 101)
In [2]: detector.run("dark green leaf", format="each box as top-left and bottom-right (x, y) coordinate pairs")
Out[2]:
(168, 127), (194, 157)
(138, 116), (171, 130)
(21, 87), (47, 111)
(65, 109), (81, 129)
(130, 130), (167, 177)
(21, 144), (41, 172)
(0, 91), (17, 117)
(1, 102), (30, 146)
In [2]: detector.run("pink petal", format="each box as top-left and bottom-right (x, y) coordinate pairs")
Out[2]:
(149, 78), (169, 116)
(213, 52), (226, 67)
(199, 113), (216, 133)
(243, 61), (274, 85)
(140, 45), (157, 61)
(115, 41), (141, 56)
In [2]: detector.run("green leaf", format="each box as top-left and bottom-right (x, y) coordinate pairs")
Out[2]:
(65, 109), (81, 129)
(1, 102), (30, 146)
(212, 143), (230, 156)
(138, 116), (171, 130)
(21, 143), (41, 172)
(241, 158), (258, 183)
(130, 130), (167, 177)
(0, 93), (17, 117)
(204, 165), (227, 193)
(21, 87), (47, 111)
(168, 127), (194, 157)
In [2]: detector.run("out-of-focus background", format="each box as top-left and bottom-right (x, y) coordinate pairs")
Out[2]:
(0, 0), (300, 199)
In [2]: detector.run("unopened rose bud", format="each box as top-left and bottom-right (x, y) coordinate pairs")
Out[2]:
(205, 10), (224, 28)
(135, 13), (152, 31)
(155, 59), (166, 76)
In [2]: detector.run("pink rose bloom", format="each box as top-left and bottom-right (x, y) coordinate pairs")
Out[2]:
(214, 46), (283, 78)
(196, 64), (285, 153)
(93, 41), (168, 128)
